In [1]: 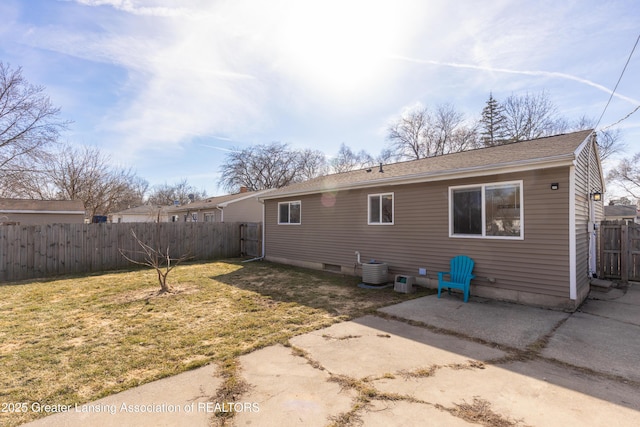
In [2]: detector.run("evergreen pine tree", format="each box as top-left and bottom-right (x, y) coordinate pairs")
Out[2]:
(480, 93), (507, 146)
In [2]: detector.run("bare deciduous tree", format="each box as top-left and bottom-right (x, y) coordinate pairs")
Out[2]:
(330, 143), (374, 173)
(8, 144), (145, 217)
(45, 144), (144, 217)
(112, 176), (149, 212)
(296, 148), (329, 180)
(431, 103), (480, 154)
(219, 142), (327, 191)
(119, 229), (192, 293)
(0, 62), (69, 193)
(386, 104), (479, 160)
(596, 128), (626, 161)
(386, 106), (430, 160)
(501, 91), (567, 142)
(572, 115), (625, 161)
(608, 152), (640, 200)
(146, 179), (206, 206)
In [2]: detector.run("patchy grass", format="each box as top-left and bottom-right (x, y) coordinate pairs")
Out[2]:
(0, 259), (429, 426)
(445, 397), (526, 427)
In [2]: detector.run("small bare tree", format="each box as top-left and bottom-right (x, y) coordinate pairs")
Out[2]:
(119, 229), (192, 293)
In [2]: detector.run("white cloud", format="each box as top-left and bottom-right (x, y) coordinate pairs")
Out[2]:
(9, 0), (640, 163)
(70, 0), (191, 17)
(391, 55), (640, 106)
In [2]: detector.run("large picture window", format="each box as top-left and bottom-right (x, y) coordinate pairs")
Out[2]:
(368, 193), (394, 225)
(450, 181), (522, 239)
(278, 201), (301, 224)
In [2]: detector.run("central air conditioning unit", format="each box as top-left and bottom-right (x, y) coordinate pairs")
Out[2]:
(361, 262), (388, 285)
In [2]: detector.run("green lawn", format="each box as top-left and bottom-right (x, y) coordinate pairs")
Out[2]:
(0, 259), (430, 426)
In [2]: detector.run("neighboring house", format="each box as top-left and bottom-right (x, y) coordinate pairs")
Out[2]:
(604, 205), (638, 223)
(169, 188), (272, 223)
(259, 130), (604, 311)
(110, 188), (272, 223)
(0, 199), (85, 225)
(110, 205), (172, 223)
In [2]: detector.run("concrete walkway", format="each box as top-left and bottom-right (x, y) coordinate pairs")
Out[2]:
(24, 284), (640, 426)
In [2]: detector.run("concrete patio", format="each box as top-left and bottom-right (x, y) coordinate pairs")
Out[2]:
(25, 283), (640, 426)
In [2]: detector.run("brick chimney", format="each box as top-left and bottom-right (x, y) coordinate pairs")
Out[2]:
(239, 186), (248, 193)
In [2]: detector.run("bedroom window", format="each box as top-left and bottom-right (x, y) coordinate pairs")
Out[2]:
(278, 201), (301, 224)
(368, 193), (394, 225)
(450, 181), (522, 239)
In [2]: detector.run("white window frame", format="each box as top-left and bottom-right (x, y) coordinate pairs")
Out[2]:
(449, 180), (523, 240)
(278, 201), (301, 225)
(368, 192), (395, 225)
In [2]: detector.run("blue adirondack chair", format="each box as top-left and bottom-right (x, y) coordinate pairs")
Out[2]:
(437, 255), (475, 302)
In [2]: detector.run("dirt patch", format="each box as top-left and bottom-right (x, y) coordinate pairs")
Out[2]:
(109, 283), (200, 304)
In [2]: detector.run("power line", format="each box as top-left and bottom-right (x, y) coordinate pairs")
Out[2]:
(601, 103), (640, 131)
(595, 32), (640, 130)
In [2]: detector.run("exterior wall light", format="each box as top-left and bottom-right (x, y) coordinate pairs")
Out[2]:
(550, 183), (559, 190)
(591, 191), (602, 201)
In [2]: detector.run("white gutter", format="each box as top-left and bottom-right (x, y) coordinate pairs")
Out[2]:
(216, 206), (224, 222)
(569, 164), (577, 300)
(261, 200), (266, 257)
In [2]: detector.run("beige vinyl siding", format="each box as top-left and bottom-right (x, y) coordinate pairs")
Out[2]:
(1, 212), (85, 225)
(573, 137), (604, 301)
(265, 167), (571, 299)
(573, 142), (590, 300)
(221, 198), (263, 223)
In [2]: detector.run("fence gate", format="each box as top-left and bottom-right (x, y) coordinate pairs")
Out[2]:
(240, 223), (262, 258)
(600, 220), (640, 282)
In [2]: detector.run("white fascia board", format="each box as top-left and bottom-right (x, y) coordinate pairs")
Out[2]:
(573, 131), (606, 194)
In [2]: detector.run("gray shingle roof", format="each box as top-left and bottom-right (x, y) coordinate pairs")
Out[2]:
(261, 130), (594, 199)
(113, 189), (273, 215)
(170, 189), (272, 212)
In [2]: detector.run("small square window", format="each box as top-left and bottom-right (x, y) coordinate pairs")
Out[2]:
(368, 193), (394, 225)
(278, 201), (301, 224)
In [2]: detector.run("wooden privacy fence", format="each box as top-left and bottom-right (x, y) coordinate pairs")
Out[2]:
(600, 220), (640, 282)
(240, 222), (262, 258)
(0, 222), (250, 282)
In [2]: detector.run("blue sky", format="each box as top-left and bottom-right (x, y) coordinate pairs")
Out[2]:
(1, 0), (639, 197)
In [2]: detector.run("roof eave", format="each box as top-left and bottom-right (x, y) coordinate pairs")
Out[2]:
(258, 154), (576, 200)
(217, 189), (274, 207)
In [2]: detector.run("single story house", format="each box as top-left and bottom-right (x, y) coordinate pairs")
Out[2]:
(170, 188), (273, 223)
(110, 205), (172, 223)
(111, 188), (272, 223)
(258, 130), (604, 310)
(604, 205), (638, 223)
(0, 199), (85, 225)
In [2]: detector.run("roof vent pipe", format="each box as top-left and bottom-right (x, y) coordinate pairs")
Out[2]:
(379, 163), (384, 173)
